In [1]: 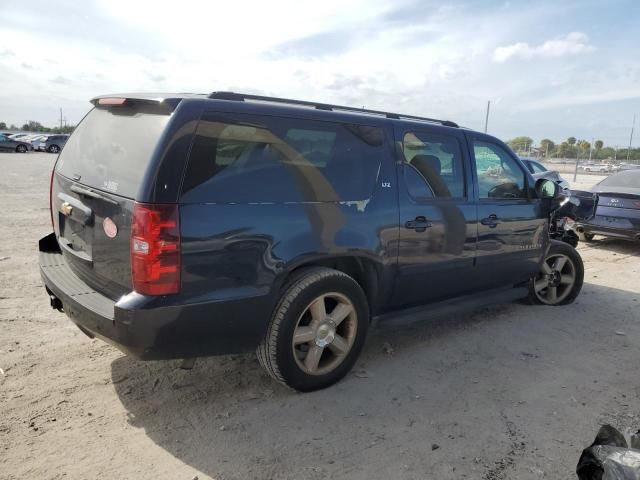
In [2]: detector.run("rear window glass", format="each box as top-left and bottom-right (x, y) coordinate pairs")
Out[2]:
(181, 113), (385, 203)
(598, 172), (640, 188)
(56, 107), (170, 198)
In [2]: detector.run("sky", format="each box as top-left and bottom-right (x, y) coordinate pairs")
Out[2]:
(1, 0), (639, 147)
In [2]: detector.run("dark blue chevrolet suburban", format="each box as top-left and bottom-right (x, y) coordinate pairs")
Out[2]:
(39, 92), (584, 391)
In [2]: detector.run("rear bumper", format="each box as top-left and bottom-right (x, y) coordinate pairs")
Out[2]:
(39, 233), (272, 359)
(576, 222), (640, 241)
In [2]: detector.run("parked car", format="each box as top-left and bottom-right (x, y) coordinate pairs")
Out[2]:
(0, 133), (32, 153)
(44, 134), (69, 153)
(521, 158), (570, 192)
(8, 133), (29, 141)
(616, 163), (640, 172)
(575, 169), (640, 242)
(39, 92), (585, 391)
(31, 135), (51, 151)
(579, 163), (610, 173)
(23, 134), (45, 146)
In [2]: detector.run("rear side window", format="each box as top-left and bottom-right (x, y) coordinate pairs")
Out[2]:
(402, 131), (465, 199)
(56, 107), (170, 198)
(181, 113), (385, 203)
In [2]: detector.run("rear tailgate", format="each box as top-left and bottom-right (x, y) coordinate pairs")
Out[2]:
(596, 192), (640, 210)
(53, 101), (172, 300)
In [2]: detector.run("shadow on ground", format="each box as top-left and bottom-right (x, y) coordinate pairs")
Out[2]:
(111, 283), (640, 480)
(580, 237), (640, 255)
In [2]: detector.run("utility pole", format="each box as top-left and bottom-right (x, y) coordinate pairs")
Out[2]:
(59, 108), (63, 130)
(484, 100), (490, 133)
(627, 114), (635, 163)
(588, 137), (593, 164)
(614, 145), (618, 162)
(573, 146), (580, 182)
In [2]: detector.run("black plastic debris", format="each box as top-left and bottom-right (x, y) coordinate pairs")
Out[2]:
(577, 425), (640, 479)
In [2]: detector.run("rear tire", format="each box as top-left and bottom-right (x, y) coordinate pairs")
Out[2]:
(48, 145), (60, 154)
(16, 144), (27, 153)
(257, 267), (369, 392)
(526, 241), (584, 306)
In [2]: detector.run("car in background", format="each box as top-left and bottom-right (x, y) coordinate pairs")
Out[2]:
(0, 134), (32, 153)
(31, 135), (50, 151)
(8, 133), (30, 141)
(44, 134), (69, 153)
(616, 163), (640, 172)
(579, 163), (610, 173)
(521, 158), (570, 192)
(575, 169), (640, 242)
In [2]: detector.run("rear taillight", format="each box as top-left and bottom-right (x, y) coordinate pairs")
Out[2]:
(49, 169), (55, 228)
(131, 203), (181, 296)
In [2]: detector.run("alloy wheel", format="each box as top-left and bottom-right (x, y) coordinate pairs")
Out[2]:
(292, 292), (358, 376)
(533, 253), (577, 305)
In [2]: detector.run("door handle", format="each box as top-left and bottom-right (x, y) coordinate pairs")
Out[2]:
(481, 214), (500, 228)
(405, 216), (432, 232)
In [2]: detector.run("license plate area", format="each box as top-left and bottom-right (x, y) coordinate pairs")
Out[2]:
(57, 192), (94, 262)
(59, 214), (93, 261)
(592, 215), (633, 229)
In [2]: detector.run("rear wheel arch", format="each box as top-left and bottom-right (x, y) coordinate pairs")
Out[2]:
(276, 256), (382, 318)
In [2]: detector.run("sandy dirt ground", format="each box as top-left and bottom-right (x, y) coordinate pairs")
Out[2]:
(1, 153), (638, 480)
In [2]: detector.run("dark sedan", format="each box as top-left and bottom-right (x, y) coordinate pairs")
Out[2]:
(576, 170), (640, 241)
(0, 134), (32, 153)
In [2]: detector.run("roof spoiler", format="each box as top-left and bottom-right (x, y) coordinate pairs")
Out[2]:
(90, 94), (184, 111)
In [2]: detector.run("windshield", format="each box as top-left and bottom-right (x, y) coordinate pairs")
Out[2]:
(56, 107), (170, 198)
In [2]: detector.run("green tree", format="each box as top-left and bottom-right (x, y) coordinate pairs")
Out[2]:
(576, 140), (591, 154)
(594, 139), (603, 151)
(556, 142), (576, 158)
(0, 122), (6, 130)
(506, 136), (534, 152)
(567, 136), (576, 145)
(9, 124), (18, 130)
(21, 120), (48, 132)
(540, 139), (555, 156)
(598, 147), (615, 160)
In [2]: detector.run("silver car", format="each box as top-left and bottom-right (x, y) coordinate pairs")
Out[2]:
(44, 135), (69, 154)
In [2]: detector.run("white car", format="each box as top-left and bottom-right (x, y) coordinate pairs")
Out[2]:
(579, 164), (610, 173)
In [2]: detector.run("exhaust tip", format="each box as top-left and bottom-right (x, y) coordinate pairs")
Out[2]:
(49, 294), (63, 312)
(576, 226), (585, 233)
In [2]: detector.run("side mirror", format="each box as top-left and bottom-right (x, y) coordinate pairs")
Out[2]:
(535, 178), (559, 199)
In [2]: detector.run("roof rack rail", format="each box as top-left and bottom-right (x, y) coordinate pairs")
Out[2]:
(208, 91), (459, 128)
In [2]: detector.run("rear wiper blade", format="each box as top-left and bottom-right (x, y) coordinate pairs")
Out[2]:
(70, 185), (119, 205)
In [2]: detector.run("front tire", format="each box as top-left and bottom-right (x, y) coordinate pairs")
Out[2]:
(16, 144), (27, 153)
(527, 241), (584, 305)
(257, 267), (369, 392)
(48, 145), (60, 153)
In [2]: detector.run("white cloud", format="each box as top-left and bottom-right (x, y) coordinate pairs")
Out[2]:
(493, 32), (593, 62)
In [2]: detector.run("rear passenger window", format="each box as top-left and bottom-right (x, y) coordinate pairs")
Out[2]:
(402, 132), (465, 199)
(181, 113), (385, 203)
